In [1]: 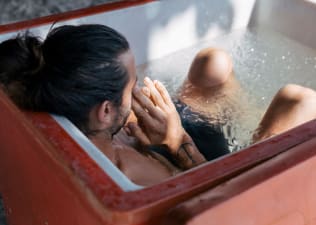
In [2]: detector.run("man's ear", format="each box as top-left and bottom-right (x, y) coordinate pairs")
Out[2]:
(96, 100), (116, 129)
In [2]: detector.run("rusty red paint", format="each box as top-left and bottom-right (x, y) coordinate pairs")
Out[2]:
(0, 90), (109, 224)
(163, 137), (316, 225)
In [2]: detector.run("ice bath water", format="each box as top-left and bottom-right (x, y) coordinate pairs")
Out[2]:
(137, 28), (316, 152)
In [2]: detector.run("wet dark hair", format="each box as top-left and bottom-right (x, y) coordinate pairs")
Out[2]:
(0, 24), (130, 133)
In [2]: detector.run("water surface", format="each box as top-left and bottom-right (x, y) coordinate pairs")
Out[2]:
(137, 28), (316, 152)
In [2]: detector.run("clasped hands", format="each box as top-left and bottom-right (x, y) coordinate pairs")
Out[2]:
(125, 77), (186, 154)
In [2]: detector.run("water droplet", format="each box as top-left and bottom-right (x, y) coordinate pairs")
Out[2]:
(44, 222), (48, 225)
(314, 65), (316, 69)
(262, 60), (265, 64)
(287, 51), (291, 55)
(281, 56), (286, 60)
(263, 52), (267, 57)
(287, 66), (291, 69)
(250, 48), (254, 52)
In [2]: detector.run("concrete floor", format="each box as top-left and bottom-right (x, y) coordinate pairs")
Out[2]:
(0, 0), (118, 25)
(0, 1), (121, 224)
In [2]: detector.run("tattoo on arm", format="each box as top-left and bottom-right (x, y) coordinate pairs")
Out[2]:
(175, 142), (206, 169)
(176, 142), (196, 164)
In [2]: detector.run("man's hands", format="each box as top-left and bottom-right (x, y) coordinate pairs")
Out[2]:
(124, 77), (207, 169)
(125, 77), (185, 154)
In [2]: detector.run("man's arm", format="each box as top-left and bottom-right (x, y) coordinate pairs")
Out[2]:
(170, 131), (206, 169)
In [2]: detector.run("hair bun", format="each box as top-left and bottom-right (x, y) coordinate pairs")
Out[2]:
(0, 34), (44, 85)
(21, 34), (45, 78)
(0, 33), (44, 107)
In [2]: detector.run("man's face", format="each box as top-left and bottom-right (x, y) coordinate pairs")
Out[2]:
(109, 50), (137, 136)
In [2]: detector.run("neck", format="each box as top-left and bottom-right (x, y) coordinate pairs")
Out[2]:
(88, 131), (118, 164)
(87, 128), (112, 141)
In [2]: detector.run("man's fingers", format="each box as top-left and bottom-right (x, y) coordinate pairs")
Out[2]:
(154, 80), (174, 107)
(142, 86), (151, 98)
(123, 126), (132, 136)
(144, 77), (166, 110)
(127, 122), (151, 146)
(132, 97), (152, 122)
(133, 86), (164, 120)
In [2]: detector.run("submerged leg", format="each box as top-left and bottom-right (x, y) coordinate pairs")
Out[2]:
(253, 84), (316, 142)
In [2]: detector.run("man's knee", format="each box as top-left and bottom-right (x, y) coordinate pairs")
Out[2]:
(276, 84), (316, 103)
(188, 48), (233, 88)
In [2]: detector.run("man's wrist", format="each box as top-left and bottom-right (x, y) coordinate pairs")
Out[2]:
(168, 130), (193, 155)
(176, 142), (196, 164)
(172, 132), (206, 169)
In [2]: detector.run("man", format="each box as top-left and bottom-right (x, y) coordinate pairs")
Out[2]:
(0, 24), (206, 186)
